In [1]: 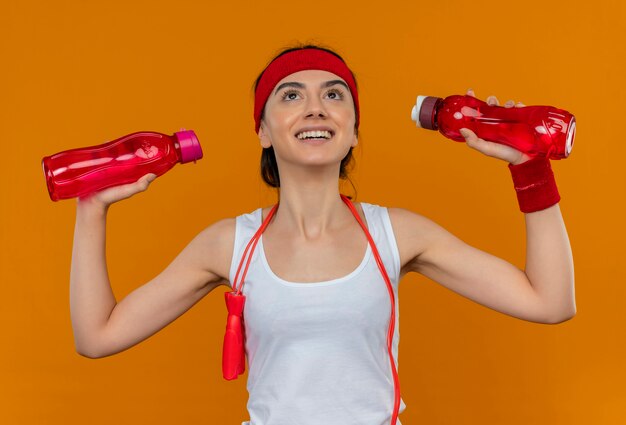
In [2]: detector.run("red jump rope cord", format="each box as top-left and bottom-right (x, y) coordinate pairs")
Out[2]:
(340, 195), (401, 425)
(232, 203), (279, 294)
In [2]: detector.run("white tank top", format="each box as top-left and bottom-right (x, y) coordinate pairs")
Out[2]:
(228, 202), (407, 425)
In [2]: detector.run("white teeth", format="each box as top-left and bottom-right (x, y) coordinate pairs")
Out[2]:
(296, 130), (332, 140)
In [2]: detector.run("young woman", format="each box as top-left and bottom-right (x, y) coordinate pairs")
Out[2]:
(70, 45), (576, 425)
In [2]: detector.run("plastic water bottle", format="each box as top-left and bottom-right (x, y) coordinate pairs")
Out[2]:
(411, 95), (576, 159)
(42, 129), (203, 201)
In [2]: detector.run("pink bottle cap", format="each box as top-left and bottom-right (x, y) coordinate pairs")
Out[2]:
(174, 129), (203, 163)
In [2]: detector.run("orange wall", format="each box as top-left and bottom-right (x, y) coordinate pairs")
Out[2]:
(1, 0), (624, 423)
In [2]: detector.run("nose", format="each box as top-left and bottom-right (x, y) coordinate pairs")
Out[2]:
(304, 95), (327, 119)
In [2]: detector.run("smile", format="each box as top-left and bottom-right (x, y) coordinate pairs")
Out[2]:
(295, 130), (333, 140)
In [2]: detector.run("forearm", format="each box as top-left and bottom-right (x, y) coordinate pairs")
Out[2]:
(70, 200), (117, 356)
(524, 203), (576, 322)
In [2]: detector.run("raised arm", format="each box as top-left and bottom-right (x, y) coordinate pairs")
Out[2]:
(70, 174), (234, 358)
(393, 89), (576, 324)
(392, 204), (575, 324)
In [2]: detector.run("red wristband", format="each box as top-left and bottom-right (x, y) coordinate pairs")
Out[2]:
(508, 156), (561, 213)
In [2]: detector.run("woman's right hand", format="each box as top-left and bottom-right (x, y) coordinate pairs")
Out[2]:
(77, 173), (157, 210)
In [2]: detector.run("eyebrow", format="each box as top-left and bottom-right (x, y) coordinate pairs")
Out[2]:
(273, 80), (350, 95)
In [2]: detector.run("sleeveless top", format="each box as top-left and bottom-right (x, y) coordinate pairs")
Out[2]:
(228, 202), (407, 425)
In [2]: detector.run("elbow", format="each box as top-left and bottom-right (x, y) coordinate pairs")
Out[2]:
(74, 332), (123, 359)
(72, 323), (115, 359)
(76, 349), (102, 359)
(545, 314), (575, 324)
(75, 344), (104, 359)
(74, 341), (106, 359)
(545, 306), (577, 324)
(74, 337), (109, 359)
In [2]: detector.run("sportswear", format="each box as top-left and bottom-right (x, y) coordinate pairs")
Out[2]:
(228, 202), (407, 425)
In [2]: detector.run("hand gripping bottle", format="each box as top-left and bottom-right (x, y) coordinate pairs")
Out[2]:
(42, 130), (203, 201)
(411, 95), (576, 159)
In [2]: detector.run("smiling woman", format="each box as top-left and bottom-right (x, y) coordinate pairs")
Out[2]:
(68, 42), (575, 425)
(253, 45), (359, 189)
(257, 69), (359, 180)
(224, 46), (408, 424)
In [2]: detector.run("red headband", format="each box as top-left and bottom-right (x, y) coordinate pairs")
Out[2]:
(254, 48), (360, 133)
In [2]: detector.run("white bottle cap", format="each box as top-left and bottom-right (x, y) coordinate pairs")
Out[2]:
(411, 95), (428, 128)
(565, 119), (576, 157)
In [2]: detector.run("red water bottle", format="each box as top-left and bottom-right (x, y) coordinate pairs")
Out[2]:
(411, 95), (576, 159)
(42, 129), (203, 201)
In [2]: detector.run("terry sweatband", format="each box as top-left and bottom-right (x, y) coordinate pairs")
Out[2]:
(254, 48), (360, 133)
(508, 156), (561, 213)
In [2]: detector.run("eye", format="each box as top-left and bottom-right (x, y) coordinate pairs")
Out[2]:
(281, 90), (301, 101)
(326, 88), (345, 100)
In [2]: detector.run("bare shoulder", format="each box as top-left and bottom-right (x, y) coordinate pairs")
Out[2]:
(387, 207), (454, 276)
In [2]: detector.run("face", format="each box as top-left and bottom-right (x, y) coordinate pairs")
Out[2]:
(258, 69), (358, 170)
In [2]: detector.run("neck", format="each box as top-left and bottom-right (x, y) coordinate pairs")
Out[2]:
(272, 164), (352, 240)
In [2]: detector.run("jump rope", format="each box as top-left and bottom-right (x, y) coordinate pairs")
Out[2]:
(222, 194), (401, 425)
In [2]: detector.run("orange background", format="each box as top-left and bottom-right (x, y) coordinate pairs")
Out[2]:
(1, 0), (624, 423)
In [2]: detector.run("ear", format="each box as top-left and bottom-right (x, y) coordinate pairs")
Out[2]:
(351, 128), (358, 147)
(258, 123), (272, 149)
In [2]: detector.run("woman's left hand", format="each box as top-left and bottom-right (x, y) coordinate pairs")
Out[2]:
(460, 89), (532, 166)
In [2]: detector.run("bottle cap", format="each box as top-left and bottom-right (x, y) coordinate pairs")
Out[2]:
(411, 95), (440, 130)
(565, 118), (576, 157)
(175, 129), (203, 163)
